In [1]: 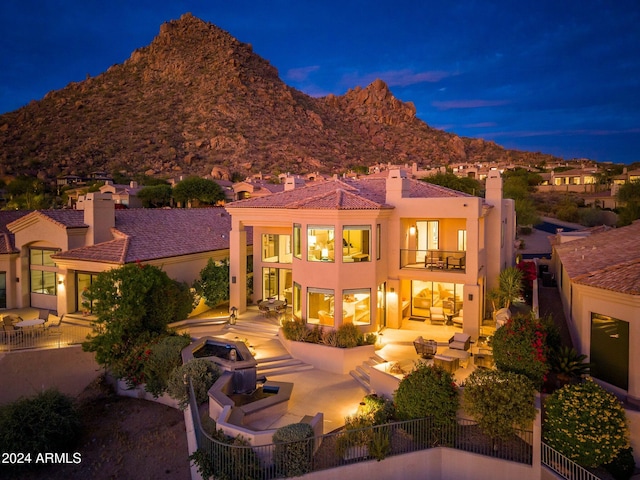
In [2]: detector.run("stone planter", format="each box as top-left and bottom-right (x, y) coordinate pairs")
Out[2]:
(278, 330), (375, 375)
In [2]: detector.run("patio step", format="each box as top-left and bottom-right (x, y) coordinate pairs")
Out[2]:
(225, 319), (280, 339)
(257, 355), (313, 377)
(349, 354), (387, 393)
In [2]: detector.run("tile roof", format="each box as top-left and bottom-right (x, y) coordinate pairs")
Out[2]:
(554, 221), (640, 295)
(226, 177), (471, 210)
(54, 207), (250, 264)
(0, 211), (30, 253)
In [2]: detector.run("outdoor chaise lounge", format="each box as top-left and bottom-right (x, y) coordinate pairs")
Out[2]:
(413, 336), (438, 359)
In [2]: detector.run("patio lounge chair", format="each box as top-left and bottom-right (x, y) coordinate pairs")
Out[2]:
(429, 307), (446, 325)
(413, 336), (437, 359)
(449, 332), (471, 351)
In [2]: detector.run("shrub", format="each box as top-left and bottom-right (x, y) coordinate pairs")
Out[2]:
(358, 393), (396, 425)
(336, 322), (363, 348)
(364, 332), (377, 345)
(0, 389), (81, 455)
(548, 345), (593, 387)
(336, 413), (375, 458)
(167, 358), (221, 409)
(394, 363), (458, 426)
(543, 379), (630, 468)
(281, 318), (310, 342)
(110, 334), (159, 388)
(604, 447), (636, 480)
(321, 329), (338, 347)
(273, 423), (314, 477)
(190, 431), (261, 480)
(463, 369), (536, 441)
(143, 334), (192, 398)
(491, 313), (548, 388)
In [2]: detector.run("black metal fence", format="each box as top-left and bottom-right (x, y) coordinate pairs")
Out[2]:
(188, 386), (533, 480)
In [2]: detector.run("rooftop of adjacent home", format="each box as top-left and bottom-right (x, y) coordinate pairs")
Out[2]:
(554, 220), (640, 295)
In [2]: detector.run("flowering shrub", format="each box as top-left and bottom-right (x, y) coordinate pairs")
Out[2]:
(111, 335), (159, 388)
(516, 260), (537, 291)
(491, 313), (548, 388)
(543, 378), (630, 468)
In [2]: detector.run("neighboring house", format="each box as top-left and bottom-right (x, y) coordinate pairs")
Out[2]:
(232, 179), (285, 201)
(99, 180), (144, 208)
(0, 193), (251, 316)
(226, 169), (515, 341)
(552, 221), (640, 406)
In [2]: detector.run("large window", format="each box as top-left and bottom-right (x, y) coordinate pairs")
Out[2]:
(293, 282), (301, 319)
(415, 221), (439, 264)
(262, 234), (292, 263)
(293, 224), (301, 259)
(342, 226), (371, 262)
(262, 268), (292, 302)
(0, 272), (5, 309)
(343, 289), (371, 325)
(29, 248), (58, 296)
(457, 230), (467, 251)
(411, 280), (463, 318)
(307, 226), (334, 262)
(307, 288), (334, 326)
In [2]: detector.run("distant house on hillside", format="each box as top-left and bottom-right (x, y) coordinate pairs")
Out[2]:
(226, 170), (515, 341)
(0, 193), (252, 315)
(99, 180), (143, 208)
(552, 221), (640, 406)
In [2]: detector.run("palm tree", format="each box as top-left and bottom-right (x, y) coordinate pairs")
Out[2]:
(498, 267), (524, 310)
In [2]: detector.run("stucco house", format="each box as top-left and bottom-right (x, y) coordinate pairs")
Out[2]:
(0, 192), (250, 316)
(552, 220), (640, 406)
(226, 169), (515, 341)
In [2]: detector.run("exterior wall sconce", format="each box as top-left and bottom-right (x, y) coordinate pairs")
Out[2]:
(468, 294), (473, 301)
(409, 225), (416, 235)
(390, 287), (395, 293)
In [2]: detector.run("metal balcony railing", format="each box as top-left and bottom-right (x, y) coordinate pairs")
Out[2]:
(400, 249), (466, 273)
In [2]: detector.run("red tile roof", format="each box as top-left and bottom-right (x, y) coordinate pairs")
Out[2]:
(226, 177), (471, 210)
(554, 221), (640, 295)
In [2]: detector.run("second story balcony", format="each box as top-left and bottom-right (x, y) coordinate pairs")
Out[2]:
(400, 249), (466, 273)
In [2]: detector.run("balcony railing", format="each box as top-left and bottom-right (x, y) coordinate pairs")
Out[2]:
(400, 249), (466, 273)
(0, 325), (93, 352)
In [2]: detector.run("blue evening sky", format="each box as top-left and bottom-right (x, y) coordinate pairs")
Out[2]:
(0, 1), (638, 164)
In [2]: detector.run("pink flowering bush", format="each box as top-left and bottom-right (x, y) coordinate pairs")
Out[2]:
(491, 313), (548, 388)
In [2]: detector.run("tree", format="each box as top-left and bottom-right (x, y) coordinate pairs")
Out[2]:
(172, 176), (225, 206)
(82, 263), (193, 372)
(193, 258), (230, 307)
(487, 266), (524, 312)
(420, 172), (482, 196)
(137, 184), (173, 208)
(616, 180), (640, 226)
(463, 369), (536, 443)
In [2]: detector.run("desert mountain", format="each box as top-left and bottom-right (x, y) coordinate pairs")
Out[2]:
(0, 13), (559, 181)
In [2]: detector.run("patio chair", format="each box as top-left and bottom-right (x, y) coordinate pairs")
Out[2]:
(413, 336), (438, 359)
(449, 332), (471, 351)
(38, 308), (51, 323)
(429, 307), (446, 325)
(452, 309), (463, 327)
(46, 314), (64, 331)
(2, 324), (24, 344)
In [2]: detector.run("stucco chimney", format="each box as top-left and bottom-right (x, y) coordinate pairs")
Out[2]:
(83, 192), (115, 245)
(129, 181), (138, 188)
(284, 176), (305, 191)
(385, 169), (410, 204)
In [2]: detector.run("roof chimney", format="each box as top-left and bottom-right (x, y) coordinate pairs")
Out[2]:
(385, 169), (410, 203)
(284, 176), (305, 191)
(83, 192), (115, 245)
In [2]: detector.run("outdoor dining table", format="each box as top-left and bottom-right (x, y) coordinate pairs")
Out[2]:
(258, 299), (285, 311)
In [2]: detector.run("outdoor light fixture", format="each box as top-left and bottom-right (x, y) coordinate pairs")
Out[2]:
(409, 225), (416, 235)
(468, 294), (473, 301)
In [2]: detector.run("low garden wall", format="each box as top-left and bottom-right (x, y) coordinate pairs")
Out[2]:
(277, 330), (375, 375)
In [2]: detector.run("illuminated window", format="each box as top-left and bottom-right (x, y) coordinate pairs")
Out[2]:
(457, 230), (467, 251)
(307, 288), (334, 326)
(29, 248), (58, 296)
(342, 226), (371, 262)
(261, 234), (291, 263)
(293, 224), (301, 259)
(307, 226), (334, 262)
(343, 289), (371, 325)
(293, 282), (301, 319)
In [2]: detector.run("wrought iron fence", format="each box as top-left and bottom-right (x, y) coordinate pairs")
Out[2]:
(190, 409), (533, 480)
(0, 325), (93, 352)
(541, 442), (602, 480)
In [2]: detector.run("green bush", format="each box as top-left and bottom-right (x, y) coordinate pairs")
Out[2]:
(0, 389), (82, 455)
(336, 413), (375, 457)
(363, 332), (377, 345)
(273, 423), (314, 477)
(167, 358), (221, 410)
(143, 334), (192, 398)
(358, 393), (396, 425)
(110, 334), (158, 388)
(336, 322), (363, 348)
(463, 369), (536, 441)
(395, 363), (458, 425)
(190, 431), (262, 480)
(281, 318), (310, 342)
(491, 313), (548, 388)
(543, 379), (630, 468)
(604, 447), (636, 480)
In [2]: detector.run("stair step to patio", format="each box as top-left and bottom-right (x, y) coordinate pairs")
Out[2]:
(257, 357), (313, 377)
(350, 368), (372, 392)
(349, 354), (386, 393)
(226, 321), (280, 339)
